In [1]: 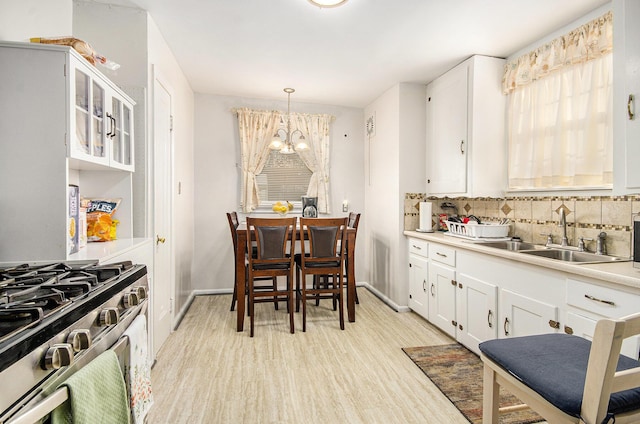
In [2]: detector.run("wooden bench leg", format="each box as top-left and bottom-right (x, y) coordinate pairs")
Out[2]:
(483, 364), (500, 424)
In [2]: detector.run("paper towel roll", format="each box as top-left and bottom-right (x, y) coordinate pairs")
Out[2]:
(417, 202), (433, 232)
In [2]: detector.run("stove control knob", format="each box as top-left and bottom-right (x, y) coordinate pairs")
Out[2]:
(42, 343), (74, 370)
(133, 286), (147, 300)
(123, 292), (140, 308)
(99, 307), (119, 326)
(67, 329), (92, 352)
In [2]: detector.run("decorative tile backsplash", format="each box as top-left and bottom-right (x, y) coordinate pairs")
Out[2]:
(404, 194), (640, 258)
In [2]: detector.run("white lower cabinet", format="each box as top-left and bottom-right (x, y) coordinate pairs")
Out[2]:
(500, 289), (559, 338)
(457, 273), (497, 353)
(565, 278), (640, 360)
(418, 241), (498, 354)
(407, 236), (640, 357)
(408, 255), (429, 318)
(428, 261), (457, 338)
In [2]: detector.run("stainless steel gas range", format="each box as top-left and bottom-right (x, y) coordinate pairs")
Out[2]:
(0, 260), (149, 423)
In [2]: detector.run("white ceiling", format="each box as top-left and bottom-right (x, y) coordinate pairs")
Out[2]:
(119, 0), (610, 108)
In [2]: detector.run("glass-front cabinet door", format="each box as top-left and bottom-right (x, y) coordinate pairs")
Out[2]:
(92, 80), (106, 159)
(109, 94), (134, 171)
(69, 55), (134, 171)
(71, 66), (109, 167)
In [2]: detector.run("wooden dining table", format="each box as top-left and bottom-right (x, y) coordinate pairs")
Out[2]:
(235, 221), (357, 332)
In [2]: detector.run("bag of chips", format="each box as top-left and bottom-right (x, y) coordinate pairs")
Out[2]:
(86, 198), (121, 242)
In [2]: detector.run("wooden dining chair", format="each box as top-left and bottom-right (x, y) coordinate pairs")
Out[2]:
(346, 212), (361, 304)
(316, 212), (361, 306)
(479, 312), (640, 424)
(226, 212), (277, 313)
(245, 217), (297, 337)
(295, 217), (348, 332)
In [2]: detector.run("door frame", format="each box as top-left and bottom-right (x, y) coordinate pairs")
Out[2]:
(151, 64), (175, 354)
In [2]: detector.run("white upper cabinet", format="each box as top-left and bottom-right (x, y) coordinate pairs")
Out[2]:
(613, 0), (640, 192)
(2, 41), (136, 172)
(66, 47), (135, 171)
(426, 55), (506, 197)
(0, 41), (135, 261)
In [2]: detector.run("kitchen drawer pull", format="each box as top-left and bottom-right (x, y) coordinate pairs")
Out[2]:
(628, 94), (635, 120)
(436, 252), (447, 258)
(487, 310), (493, 328)
(504, 317), (510, 336)
(584, 294), (615, 306)
(412, 245), (422, 250)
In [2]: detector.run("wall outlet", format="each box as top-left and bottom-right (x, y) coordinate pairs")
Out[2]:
(342, 200), (348, 212)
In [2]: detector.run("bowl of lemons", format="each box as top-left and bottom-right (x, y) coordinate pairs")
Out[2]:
(272, 201), (294, 216)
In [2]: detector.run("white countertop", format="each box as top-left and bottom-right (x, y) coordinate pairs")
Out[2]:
(69, 237), (152, 263)
(404, 230), (640, 291)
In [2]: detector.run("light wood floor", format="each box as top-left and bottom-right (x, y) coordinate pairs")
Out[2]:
(147, 290), (470, 423)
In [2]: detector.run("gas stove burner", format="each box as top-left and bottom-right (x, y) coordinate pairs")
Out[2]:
(1, 287), (68, 310)
(58, 271), (99, 287)
(84, 261), (133, 282)
(0, 307), (43, 340)
(43, 282), (92, 299)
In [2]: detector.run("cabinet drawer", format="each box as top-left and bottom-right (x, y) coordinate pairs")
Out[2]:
(408, 238), (429, 258)
(430, 244), (456, 267)
(567, 278), (640, 318)
(566, 311), (640, 360)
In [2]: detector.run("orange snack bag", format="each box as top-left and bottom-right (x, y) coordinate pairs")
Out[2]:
(86, 198), (121, 242)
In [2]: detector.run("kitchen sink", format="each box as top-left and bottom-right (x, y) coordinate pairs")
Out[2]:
(519, 249), (629, 264)
(480, 241), (542, 251)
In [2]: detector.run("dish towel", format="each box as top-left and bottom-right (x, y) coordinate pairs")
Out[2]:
(51, 349), (131, 424)
(122, 315), (154, 424)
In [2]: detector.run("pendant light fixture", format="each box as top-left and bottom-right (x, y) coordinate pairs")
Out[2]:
(270, 88), (308, 154)
(308, 0), (349, 8)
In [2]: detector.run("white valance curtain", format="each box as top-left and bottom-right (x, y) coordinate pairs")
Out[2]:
(235, 108), (334, 213)
(502, 11), (612, 95)
(235, 108), (280, 213)
(504, 11), (613, 190)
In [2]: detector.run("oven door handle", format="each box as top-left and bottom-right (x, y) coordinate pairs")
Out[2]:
(5, 387), (69, 424)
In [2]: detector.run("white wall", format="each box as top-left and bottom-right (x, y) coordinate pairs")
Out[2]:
(72, 1), (149, 240)
(147, 18), (195, 312)
(364, 83), (425, 308)
(192, 93), (364, 293)
(0, 0), (72, 41)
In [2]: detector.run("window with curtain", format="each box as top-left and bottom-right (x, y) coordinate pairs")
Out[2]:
(234, 108), (334, 213)
(504, 11), (613, 190)
(256, 151), (312, 202)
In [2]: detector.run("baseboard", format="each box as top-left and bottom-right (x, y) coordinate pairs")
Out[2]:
(175, 284), (411, 325)
(360, 283), (411, 313)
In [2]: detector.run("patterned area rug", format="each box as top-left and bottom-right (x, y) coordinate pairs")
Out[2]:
(403, 344), (544, 424)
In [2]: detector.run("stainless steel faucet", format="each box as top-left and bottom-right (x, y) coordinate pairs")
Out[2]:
(595, 232), (607, 255)
(558, 207), (569, 247)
